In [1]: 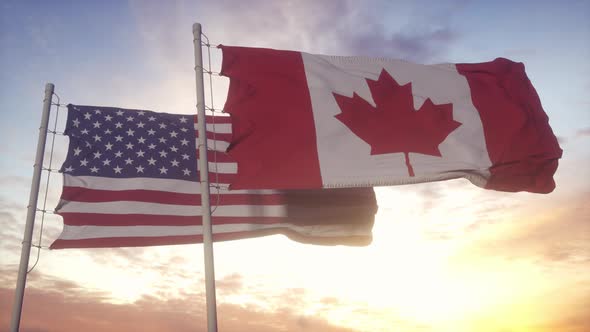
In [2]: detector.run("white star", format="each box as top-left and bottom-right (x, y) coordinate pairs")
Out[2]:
(115, 122), (123, 129)
(105, 142), (113, 150)
(93, 151), (102, 159)
(73, 147), (82, 156)
(124, 158), (133, 165)
(93, 121), (101, 128)
(147, 158), (157, 165)
(169, 131), (178, 138)
(181, 153), (189, 160)
(80, 159), (89, 166)
(102, 158), (111, 166)
(85, 141), (92, 148)
(116, 110), (124, 116)
(171, 159), (179, 167)
(136, 165), (145, 173)
(179, 117), (188, 123)
(126, 128), (135, 136)
(93, 134), (102, 142)
(104, 115), (113, 121)
(114, 151), (123, 158)
(137, 122), (145, 128)
(126, 116), (134, 122)
(81, 129), (89, 135)
(113, 165), (123, 174)
(159, 150), (168, 158)
(170, 146), (178, 152)
(73, 118), (80, 127)
(159, 166), (168, 174)
(180, 127), (188, 132)
(90, 166), (99, 173)
(94, 109), (102, 114)
(138, 111), (145, 116)
(158, 137), (167, 143)
(148, 116), (156, 121)
(136, 150), (145, 157)
(182, 168), (191, 176)
(114, 135), (123, 142)
(147, 129), (156, 135)
(137, 137), (146, 144)
(64, 166), (74, 172)
(104, 128), (112, 135)
(159, 123), (167, 129)
(84, 112), (92, 120)
(125, 142), (134, 149)
(148, 143), (156, 150)
(180, 139), (189, 146)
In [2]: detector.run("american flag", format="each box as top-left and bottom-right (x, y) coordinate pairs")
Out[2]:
(50, 105), (376, 249)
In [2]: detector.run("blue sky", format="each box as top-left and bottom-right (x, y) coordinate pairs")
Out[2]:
(1, 1), (589, 331)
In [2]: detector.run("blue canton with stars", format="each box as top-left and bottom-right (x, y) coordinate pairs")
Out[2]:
(61, 105), (198, 181)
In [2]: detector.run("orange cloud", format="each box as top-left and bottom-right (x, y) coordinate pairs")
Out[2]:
(0, 273), (357, 332)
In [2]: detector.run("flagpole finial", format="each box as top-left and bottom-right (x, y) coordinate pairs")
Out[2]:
(193, 23), (201, 34)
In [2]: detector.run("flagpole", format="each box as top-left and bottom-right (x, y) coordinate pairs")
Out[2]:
(192, 23), (218, 332)
(10, 83), (55, 332)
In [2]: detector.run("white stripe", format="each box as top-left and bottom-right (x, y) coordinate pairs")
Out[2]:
(64, 174), (199, 193)
(57, 200), (287, 217)
(56, 223), (372, 240)
(196, 123), (231, 133)
(195, 138), (230, 152)
(63, 174), (278, 194)
(199, 161), (238, 174)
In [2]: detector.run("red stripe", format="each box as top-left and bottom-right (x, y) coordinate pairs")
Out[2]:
(60, 187), (284, 205)
(49, 229), (371, 249)
(457, 59), (562, 193)
(206, 172), (235, 184)
(203, 115), (232, 124)
(58, 213), (289, 226)
(60, 213), (199, 226)
(220, 45), (322, 189)
(61, 187), (198, 205)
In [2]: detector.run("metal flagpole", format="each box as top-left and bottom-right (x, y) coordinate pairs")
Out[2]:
(10, 83), (55, 332)
(192, 23), (218, 332)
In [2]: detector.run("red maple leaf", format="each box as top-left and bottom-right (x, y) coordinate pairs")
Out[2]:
(333, 69), (461, 176)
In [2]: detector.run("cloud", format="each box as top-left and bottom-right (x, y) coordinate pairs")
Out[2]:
(0, 273), (359, 332)
(130, 1), (461, 63)
(215, 273), (243, 295)
(120, 0), (466, 121)
(575, 127), (590, 138)
(0, 198), (29, 258)
(457, 191), (590, 266)
(0, 192), (66, 268)
(347, 26), (458, 62)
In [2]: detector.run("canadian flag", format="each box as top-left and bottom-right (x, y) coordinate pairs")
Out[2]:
(220, 45), (562, 193)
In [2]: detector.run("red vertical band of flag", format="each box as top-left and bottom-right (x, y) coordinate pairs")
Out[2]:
(221, 45), (323, 189)
(457, 59), (562, 193)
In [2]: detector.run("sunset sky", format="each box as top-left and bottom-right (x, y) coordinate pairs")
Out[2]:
(1, 1), (589, 331)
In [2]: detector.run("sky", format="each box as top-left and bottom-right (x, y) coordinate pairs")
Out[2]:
(0, 0), (589, 331)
